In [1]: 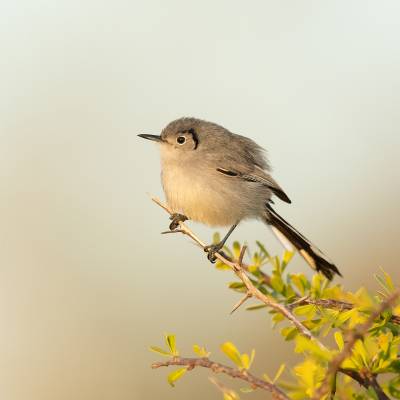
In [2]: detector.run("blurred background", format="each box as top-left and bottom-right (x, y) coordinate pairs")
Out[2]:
(1, 1), (399, 399)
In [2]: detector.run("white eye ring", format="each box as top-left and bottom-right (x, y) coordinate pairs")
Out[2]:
(177, 136), (186, 145)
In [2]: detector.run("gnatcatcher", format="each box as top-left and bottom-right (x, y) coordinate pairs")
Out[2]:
(139, 117), (341, 279)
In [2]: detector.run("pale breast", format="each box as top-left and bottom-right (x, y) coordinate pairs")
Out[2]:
(161, 163), (245, 227)
(159, 145), (272, 227)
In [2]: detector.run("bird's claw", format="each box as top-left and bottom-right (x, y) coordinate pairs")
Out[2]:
(169, 213), (188, 230)
(204, 244), (222, 263)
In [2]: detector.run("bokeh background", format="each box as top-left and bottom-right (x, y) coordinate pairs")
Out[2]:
(1, 1), (399, 399)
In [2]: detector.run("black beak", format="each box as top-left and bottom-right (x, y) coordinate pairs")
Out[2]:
(137, 134), (163, 142)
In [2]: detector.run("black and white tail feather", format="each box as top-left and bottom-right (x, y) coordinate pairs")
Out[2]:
(265, 203), (341, 280)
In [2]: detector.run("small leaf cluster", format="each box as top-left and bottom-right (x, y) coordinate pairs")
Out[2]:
(220, 341), (255, 371)
(150, 333), (252, 392)
(150, 334), (187, 387)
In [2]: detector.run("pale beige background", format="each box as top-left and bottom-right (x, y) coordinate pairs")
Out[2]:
(1, 1), (399, 399)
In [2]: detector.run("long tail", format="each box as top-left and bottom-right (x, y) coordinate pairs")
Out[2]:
(265, 204), (341, 280)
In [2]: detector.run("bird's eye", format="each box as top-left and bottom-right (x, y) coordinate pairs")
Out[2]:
(177, 136), (186, 145)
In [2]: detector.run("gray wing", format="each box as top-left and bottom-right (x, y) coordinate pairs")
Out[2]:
(204, 129), (290, 202)
(216, 166), (291, 204)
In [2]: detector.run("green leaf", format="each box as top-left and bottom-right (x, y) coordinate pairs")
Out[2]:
(215, 261), (232, 270)
(352, 287), (374, 309)
(221, 342), (243, 368)
(241, 349), (255, 370)
(334, 331), (344, 351)
(377, 331), (391, 356)
(302, 318), (322, 330)
(193, 344), (210, 357)
(229, 282), (246, 289)
(270, 273), (285, 293)
(251, 252), (261, 267)
(282, 251), (294, 269)
(381, 268), (395, 291)
(334, 309), (356, 327)
(348, 309), (368, 328)
(247, 264), (259, 274)
(281, 326), (298, 341)
(241, 353), (250, 370)
(256, 241), (270, 259)
(223, 391), (240, 400)
(374, 272), (392, 296)
(263, 372), (273, 383)
(290, 274), (309, 296)
(232, 241), (241, 258)
(294, 305), (316, 318)
(293, 358), (325, 395)
(311, 274), (322, 297)
(272, 312), (285, 325)
(250, 349), (256, 367)
(149, 346), (172, 356)
(273, 363), (286, 383)
(388, 359), (400, 373)
(229, 282), (247, 293)
(167, 367), (187, 387)
(284, 284), (297, 300)
(213, 232), (221, 244)
(246, 304), (267, 311)
(165, 334), (178, 356)
(353, 339), (369, 367)
(273, 256), (281, 274)
(294, 336), (333, 361)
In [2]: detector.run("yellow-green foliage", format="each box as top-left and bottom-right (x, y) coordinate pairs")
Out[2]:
(150, 241), (400, 399)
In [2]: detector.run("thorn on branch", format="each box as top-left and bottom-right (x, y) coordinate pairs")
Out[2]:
(230, 292), (252, 314)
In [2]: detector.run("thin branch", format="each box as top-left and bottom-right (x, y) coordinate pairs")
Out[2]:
(152, 197), (326, 349)
(245, 269), (400, 327)
(288, 297), (400, 325)
(367, 375), (391, 400)
(338, 368), (368, 387)
(313, 289), (400, 400)
(338, 369), (390, 400)
(152, 356), (290, 400)
(288, 297), (352, 311)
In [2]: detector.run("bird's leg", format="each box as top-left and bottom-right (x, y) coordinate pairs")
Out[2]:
(204, 223), (238, 263)
(169, 213), (188, 230)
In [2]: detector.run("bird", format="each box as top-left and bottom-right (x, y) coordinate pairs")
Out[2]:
(138, 117), (341, 280)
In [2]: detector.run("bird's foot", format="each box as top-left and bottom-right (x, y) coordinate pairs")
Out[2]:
(169, 213), (188, 230)
(204, 243), (224, 263)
